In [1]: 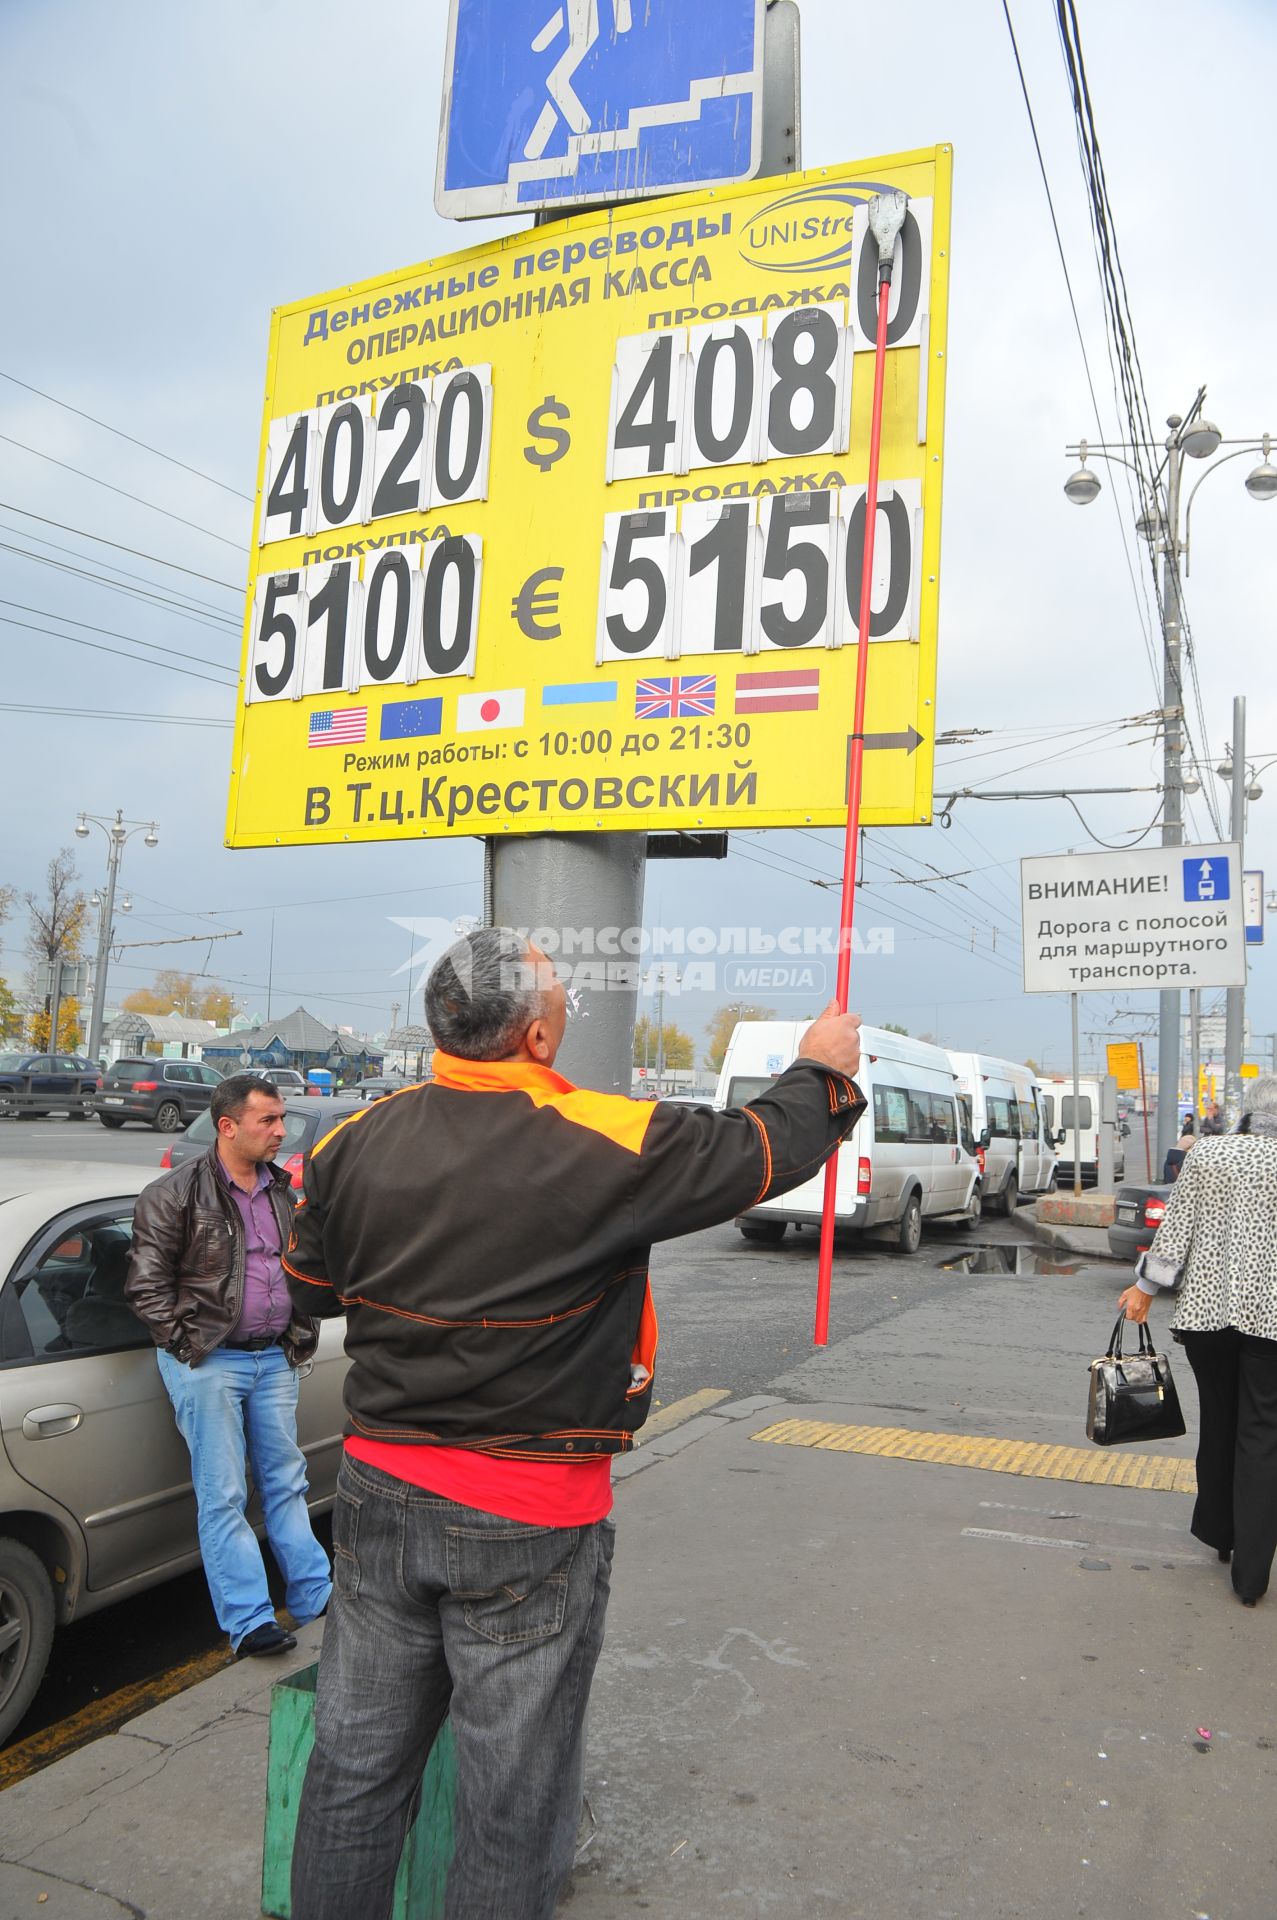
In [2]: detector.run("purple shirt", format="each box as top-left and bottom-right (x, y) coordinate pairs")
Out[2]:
(217, 1156), (291, 1339)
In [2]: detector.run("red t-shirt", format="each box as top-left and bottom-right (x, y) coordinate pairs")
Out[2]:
(345, 1437), (613, 1526)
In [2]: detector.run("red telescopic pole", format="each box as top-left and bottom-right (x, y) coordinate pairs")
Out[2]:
(813, 192), (908, 1348)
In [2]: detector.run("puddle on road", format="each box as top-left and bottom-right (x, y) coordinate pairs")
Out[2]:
(938, 1244), (1082, 1276)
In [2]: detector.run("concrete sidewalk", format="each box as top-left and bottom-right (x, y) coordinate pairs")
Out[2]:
(2, 1257), (1272, 1919)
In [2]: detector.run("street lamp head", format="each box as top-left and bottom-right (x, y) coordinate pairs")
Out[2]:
(1064, 461), (1101, 505)
(74, 813), (89, 839)
(1245, 437), (1277, 501)
(144, 826), (159, 848)
(1247, 783), (1263, 802)
(1181, 417), (1222, 459)
(120, 895), (133, 913)
(1134, 506), (1159, 541)
(1216, 758), (1233, 781)
(1182, 771), (1201, 795)
(90, 889), (101, 908)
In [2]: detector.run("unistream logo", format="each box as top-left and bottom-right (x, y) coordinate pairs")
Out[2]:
(739, 181), (894, 274)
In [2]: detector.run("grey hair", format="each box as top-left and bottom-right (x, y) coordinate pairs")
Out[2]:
(424, 927), (549, 1060)
(1244, 1075), (1277, 1120)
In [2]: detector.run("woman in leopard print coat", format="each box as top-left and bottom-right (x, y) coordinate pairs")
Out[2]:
(1117, 1075), (1277, 1608)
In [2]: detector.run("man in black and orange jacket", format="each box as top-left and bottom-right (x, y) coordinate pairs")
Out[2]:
(288, 927), (864, 1920)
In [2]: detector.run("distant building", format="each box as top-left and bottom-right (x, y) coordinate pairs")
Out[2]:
(202, 1005), (384, 1086)
(103, 1013), (221, 1063)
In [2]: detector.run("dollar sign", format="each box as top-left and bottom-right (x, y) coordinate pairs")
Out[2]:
(524, 396), (572, 472)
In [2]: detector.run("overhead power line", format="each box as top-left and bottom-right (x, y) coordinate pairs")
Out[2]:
(0, 610), (237, 687)
(0, 369), (253, 502)
(0, 529), (241, 628)
(0, 433), (247, 550)
(0, 702), (229, 727)
(0, 501), (242, 590)
(0, 595), (236, 676)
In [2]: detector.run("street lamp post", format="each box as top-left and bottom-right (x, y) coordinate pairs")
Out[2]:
(1215, 718), (1277, 1122)
(1064, 396), (1275, 1167)
(76, 810), (158, 1064)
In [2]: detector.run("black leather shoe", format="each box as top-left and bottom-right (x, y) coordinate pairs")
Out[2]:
(1241, 1597), (1257, 1609)
(235, 1622), (298, 1659)
(1218, 1549), (1232, 1563)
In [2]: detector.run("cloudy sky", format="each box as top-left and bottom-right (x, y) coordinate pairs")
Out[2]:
(2, 0), (1274, 1076)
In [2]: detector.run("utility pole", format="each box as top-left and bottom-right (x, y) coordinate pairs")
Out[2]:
(1156, 424), (1187, 1165)
(653, 969), (666, 1094)
(77, 809), (158, 1064)
(1224, 695), (1247, 1123)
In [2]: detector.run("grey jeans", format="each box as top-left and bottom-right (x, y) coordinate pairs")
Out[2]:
(291, 1455), (615, 1920)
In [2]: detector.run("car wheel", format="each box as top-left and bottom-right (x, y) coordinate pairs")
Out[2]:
(961, 1186), (982, 1232)
(894, 1192), (923, 1255)
(16, 1111), (43, 1122)
(999, 1173), (1019, 1216)
(0, 1539), (56, 1745)
(739, 1220), (787, 1245)
(68, 1102), (90, 1121)
(98, 1115), (125, 1129)
(154, 1100), (183, 1133)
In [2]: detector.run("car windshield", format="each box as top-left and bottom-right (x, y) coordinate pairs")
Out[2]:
(0, 1053), (29, 1071)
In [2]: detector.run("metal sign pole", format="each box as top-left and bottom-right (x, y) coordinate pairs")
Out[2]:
(47, 954), (64, 1057)
(1138, 1041), (1152, 1183)
(1071, 991), (1082, 1199)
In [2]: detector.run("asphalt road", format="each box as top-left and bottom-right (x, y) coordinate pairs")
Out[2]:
(0, 1114), (1126, 1765)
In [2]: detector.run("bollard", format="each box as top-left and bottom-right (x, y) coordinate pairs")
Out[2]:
(261, 1663), (456, 1918)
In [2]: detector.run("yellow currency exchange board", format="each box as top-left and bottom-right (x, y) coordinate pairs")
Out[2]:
(226, 144), (952, 847)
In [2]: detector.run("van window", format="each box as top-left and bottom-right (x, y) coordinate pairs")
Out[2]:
(1017, 1099), (1038, 1137)
(726, 1076), (775, 1108)
(957, 1095), (977, 1155)
(1060, 1095), (1093, 1130)
(986, 1096), (1020, 1139)
(1042, 1094), (1055, 1130)
(873, 1084), (910, 1144)
(928, 1095), (957, 1144)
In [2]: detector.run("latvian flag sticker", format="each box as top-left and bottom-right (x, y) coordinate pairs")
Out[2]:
(734, 668), (820, 715)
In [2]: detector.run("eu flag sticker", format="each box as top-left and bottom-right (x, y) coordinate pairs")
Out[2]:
(380, 698), (443, 742)
(1183, 856), (1230, 903)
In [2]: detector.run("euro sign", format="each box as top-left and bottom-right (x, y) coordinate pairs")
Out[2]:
(524, 396), (571, 472)
(511, 567), (564, 640)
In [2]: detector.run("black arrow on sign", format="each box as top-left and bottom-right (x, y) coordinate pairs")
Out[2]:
(845, 727), (926, 800)
(859, 726), (925, 753)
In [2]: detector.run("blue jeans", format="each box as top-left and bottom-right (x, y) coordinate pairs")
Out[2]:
(158, 1345), (332, 1647)
(291, 1456), (615, 1920)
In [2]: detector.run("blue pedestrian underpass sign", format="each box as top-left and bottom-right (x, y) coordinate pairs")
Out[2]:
(435, 0), (767, 219)
(1183, 856), (1230, 904)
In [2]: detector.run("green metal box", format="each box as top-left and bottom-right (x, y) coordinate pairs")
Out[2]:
(262, 1663), (456, 1918)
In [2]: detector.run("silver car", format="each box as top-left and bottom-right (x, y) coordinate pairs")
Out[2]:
(0, 1161), (349, 1744)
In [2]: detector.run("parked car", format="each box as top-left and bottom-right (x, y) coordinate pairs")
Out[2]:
(715, 1021), (980, 1251)
(350, 1076), (406, 1103)
(1107, 1181), (1171, 1261)
(163, 1096), (367, 1182)
(258, 1068), (308, 1096)
(0, 1161), (350, 1743)
(0, 1054), (101, 1121)
(95, 1057), (224, 1132)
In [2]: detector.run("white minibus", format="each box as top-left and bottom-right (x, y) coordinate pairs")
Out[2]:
(946, 1052), (1058, 1214)
(714, 1021), (980, 1252)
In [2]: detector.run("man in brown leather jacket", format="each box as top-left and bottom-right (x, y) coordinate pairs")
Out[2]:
(125, 1073), (331, 1657)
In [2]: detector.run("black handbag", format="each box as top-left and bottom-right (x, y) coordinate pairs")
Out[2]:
(1086, 1314), (1186, 1446)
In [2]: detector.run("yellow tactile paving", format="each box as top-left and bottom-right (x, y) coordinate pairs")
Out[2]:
(750, 1420), (1197, 1494)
